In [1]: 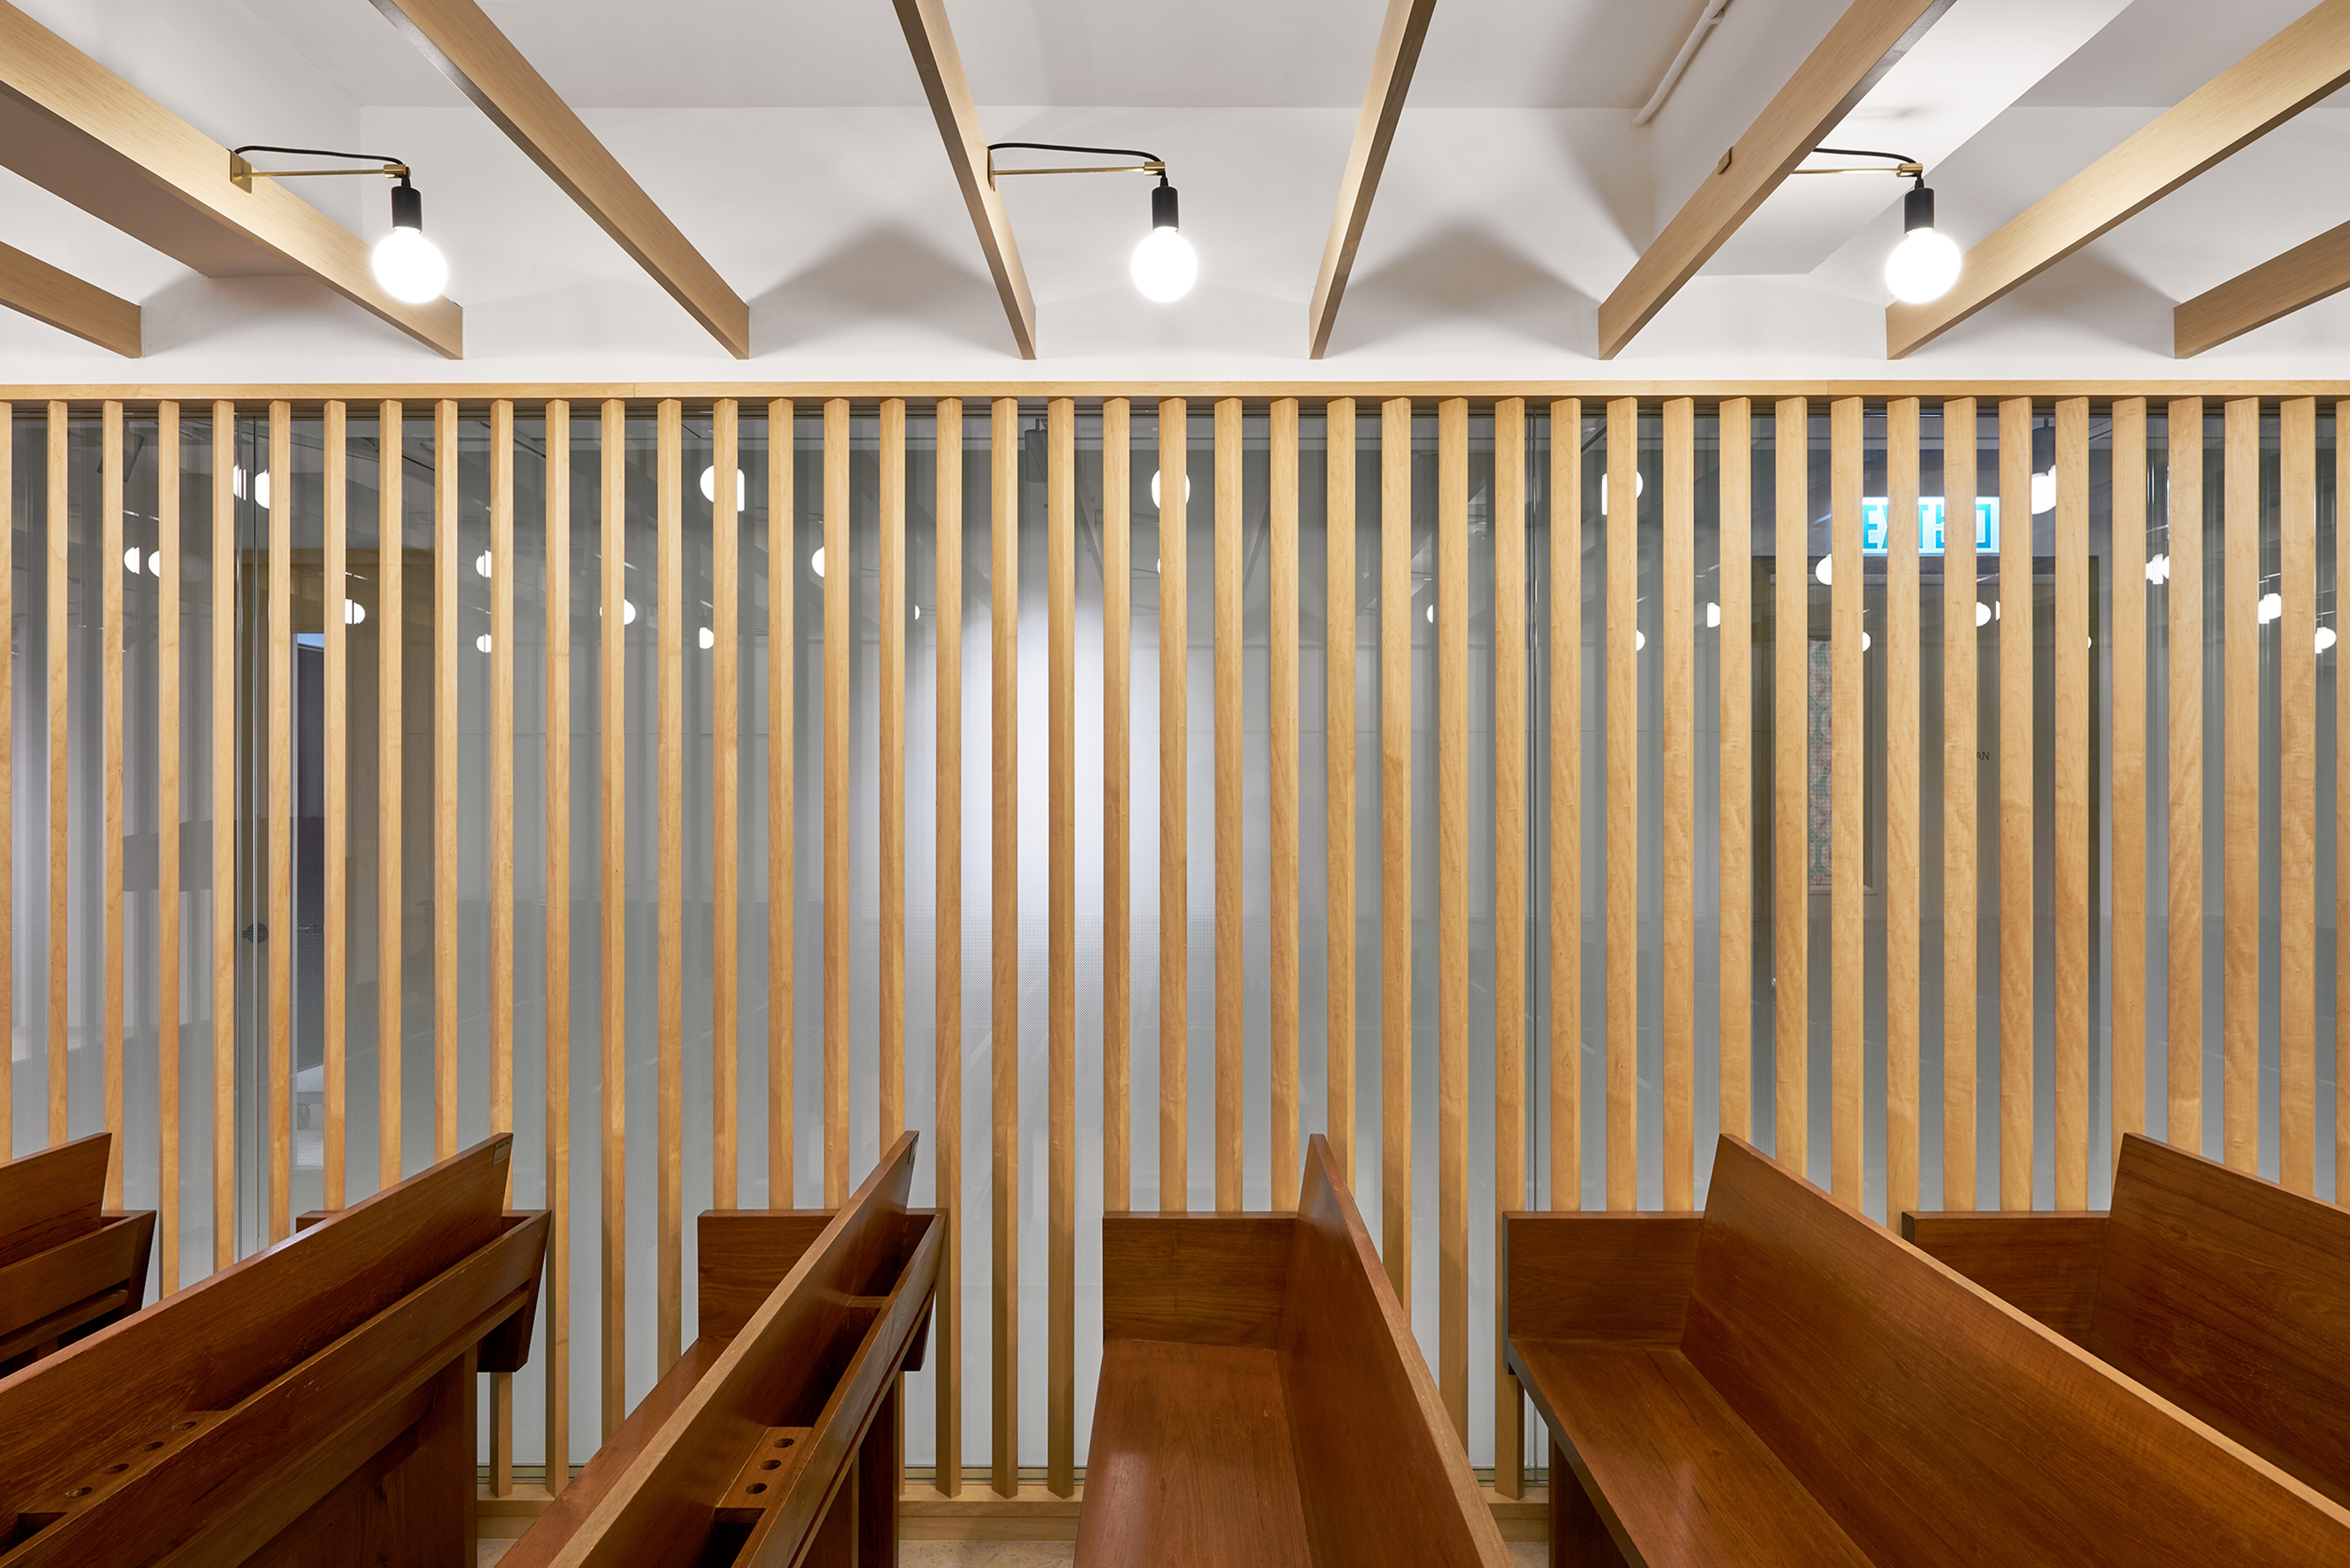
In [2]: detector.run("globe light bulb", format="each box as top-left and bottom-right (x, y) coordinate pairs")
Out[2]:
(372, 225), (448, 305)
(1132, 179), (1196, 302)
(2031, 468), (2057, 515)
(698, 626), (715, 651)
(701, 466), (746, 508)
(476, 632), (493, 654)
(1815, 556), (1832, 586)
(1150, 470), (1192, 508)
(344, 600), (367, 626)
(1884, 184), (1960, 305)
(810, 546), (826, 580)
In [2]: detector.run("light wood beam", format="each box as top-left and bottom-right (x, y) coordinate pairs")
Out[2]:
(1889, 0), (2350, 358)
(0, 1), (460, 356)
(2176, 219), (2350, 357)
(0, 241), (137, 356)
(370, 0), (749, 357)
(1597, 0), (1952, 359)
(890, 0), (1039, 359)
(1305, 0), (1439, 360)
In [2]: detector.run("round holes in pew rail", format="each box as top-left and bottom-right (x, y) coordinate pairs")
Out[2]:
(64, 1489), (89, 1499)
(747, 1484), (767, 1496)
(775, 1436), (794, 1449)
(103, 1466), (127, 1476)
(760, 1460), (781, 1471)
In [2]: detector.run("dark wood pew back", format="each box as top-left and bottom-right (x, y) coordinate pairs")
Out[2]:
(0, 1133), (153, 1373)
(1083, 1134), (1509, 1568)
(510, 1131), (936, 1568)
(0, 1135), (546, 1564)
(1908, 1132), (2350, 1509)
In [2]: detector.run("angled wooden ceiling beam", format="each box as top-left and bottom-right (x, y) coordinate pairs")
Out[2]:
(1889, 0), (2350, 359)
(1597, 0), (1951, 360)
(890, 0), (1038, 360)
(2176, 220), (2350, 357)
(0, 242), (139, 357)
(1307, 0), (1439, 360)
(0, 0), (461, 357)
(371, 0), (750, 358)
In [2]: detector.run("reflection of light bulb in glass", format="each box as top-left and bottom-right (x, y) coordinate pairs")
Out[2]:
(1815, 556), (1832, 586)
(344, 600), (367, 625)
(475, 550), (493, 578)
(1862, 631), (1872, 651)
(914, 605), (922, 622)
(1598, 470), (1645, 516)
(2320, 625), (2337, 653)
(2259, 591), (2283, 624)
(624, 600), (636, 625)
(1975, 600), (1993, 627)
(2146, 553), (2170, 584)
(149, 550), (162, 576)
(1426, 603), (1435, 624)
(700, 466), (746, 508)
(1635, 629), (1646, 651)
(810, 546), (826, 579)
(1150, 471), (1192, 509)
(1706, 601), (1721, 628)
(2031, 468), (2057, 515)
(124, 547), (142, 573)
(698, 626), (715, 651)
(476, 633), (493, 654)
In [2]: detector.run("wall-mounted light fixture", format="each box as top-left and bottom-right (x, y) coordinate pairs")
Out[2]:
(987, 141), (1196, 302)
(230, 144), (449, 304)
(1796, 146), (1960, 305)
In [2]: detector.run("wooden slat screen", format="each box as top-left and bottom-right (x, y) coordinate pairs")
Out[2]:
(4, 386), (2337, 1503)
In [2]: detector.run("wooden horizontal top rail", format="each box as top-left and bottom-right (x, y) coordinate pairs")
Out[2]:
(6, 381), (2350, 411)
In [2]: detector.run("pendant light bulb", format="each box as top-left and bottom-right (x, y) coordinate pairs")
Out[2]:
(1131, 179), (1196, 303)
(1884, 182), (1960, 305)
(371, 178), (448, 305)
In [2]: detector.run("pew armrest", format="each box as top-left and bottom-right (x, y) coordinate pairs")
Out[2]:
(1502, 1211), (1703, 1344)
(479, 1212), (551, 1373)
(1899, 1211), (2108, 1344)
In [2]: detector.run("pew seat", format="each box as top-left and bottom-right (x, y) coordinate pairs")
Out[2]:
(1906, 1130), (2350, 1509)
(1505, 1136), (2350, 1568)
(0, 1133), (152, 1374)
(507, 1130), (937, 1568)
(1078, 1134), (1508, 1568)
(0, 1135), (545, 1566)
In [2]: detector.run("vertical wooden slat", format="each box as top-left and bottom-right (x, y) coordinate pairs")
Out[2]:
(47, 400), (67, 1150)
(322, 403), (347, 1215)
(152, 403), (176, 1280)
(2280, 395), (2317, 1192)
(1717, 397), (1751, 1147)
(879, 398), (906, 1151)
(598, 396), (627, 1437)
(0, 408), (9, 1154)
(1214, 396), (1243, 1214)
(2166, 397), (2204, 1151)
(266, 400), (291, 1239)
(1551, 398), (1581, 1209)
(1436, 396), (1469, 1444)
(1492, 395), (1527, 1496)
(542, 401), (572, 1495)
(2053, 397), (2090, 1209)
(1660, 397), (1694, 1209)
(1379, 395), (1411, 1289)
(989, 394), (1019, 1499)
(488, 398), (517, 1498)
(1046, 395), (1076, 1501)
(433, 400), (458, 1163)
(1997, 397), (2034, 1211)
(376, 401), (404, 1195)
(1160, 397), (1188, 1217)
(1886, 397), (1921, 1223)
(101, 402), (124, 1204)
(712, 400), (740, 1208)
(932, 396), (963, 1499)
(1103, 397), (1132, 1211)
(1772, 396), (1807, 1178)
(2110, 399), (2149, 1154)
(767, 399), (794, 1204)
(1270, 397), (1300, 1210)
(656, 398), (684, 1373)
(1605, 397), (1636, 1211)
(1326, 397), (1357, 1189)
(2223, 397), (2258, 1173)
(822, 397), (849, 1208)
(1942, 399), (1979, 1211)
(1829, 397), (1862, 1205)
(211, 402), (234, 1266)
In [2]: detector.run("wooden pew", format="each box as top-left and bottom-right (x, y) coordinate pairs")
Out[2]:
(1504, 1135), (2350, 1567)
(0, 1133), (152, 1374)
(0, 1134), (546, 1564)
(1079, 1133), (1509, 1568)
(508, 1130), (938, 1568)
(1905, 1130), (2350, 1509)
